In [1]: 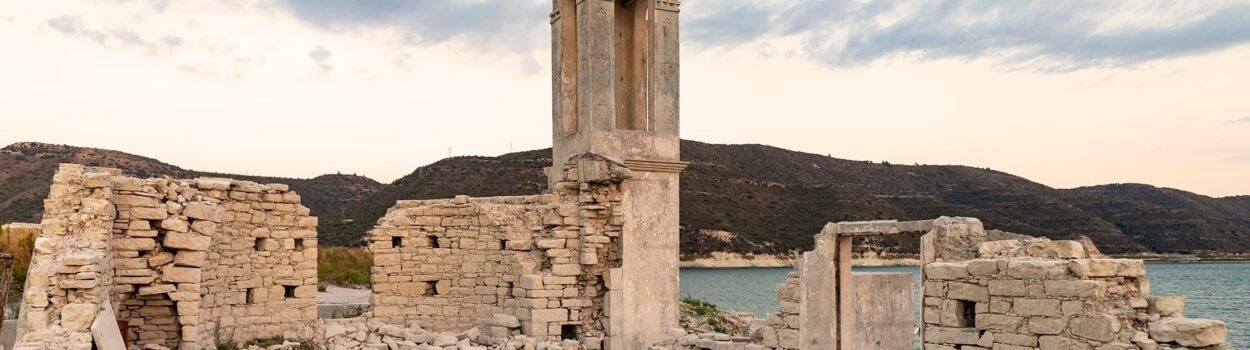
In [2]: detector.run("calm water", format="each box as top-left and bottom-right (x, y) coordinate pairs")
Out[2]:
(680, 262), (1250, 348)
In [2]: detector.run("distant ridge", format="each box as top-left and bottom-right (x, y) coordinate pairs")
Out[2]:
(3, 141), (1247, 255)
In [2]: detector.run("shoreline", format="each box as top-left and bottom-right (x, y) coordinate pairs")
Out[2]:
(679, 253), (1250, 269)
(679, 253), (921, 268)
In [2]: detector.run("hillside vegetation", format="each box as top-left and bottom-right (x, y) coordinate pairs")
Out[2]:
(2, 141), (1247, 255)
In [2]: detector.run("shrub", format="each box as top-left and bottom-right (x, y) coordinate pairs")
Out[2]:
(1, 223), (37, 314)
(680, 296), (719, 318)
(318, 247), (372, 287)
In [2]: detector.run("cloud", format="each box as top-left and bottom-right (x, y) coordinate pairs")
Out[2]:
(275, 0), (549, 54)
(686, 0), (1250, 71)
(46, 14), (257, 79)
(46, 15), (183, 54)
(308, 45), (333, 72)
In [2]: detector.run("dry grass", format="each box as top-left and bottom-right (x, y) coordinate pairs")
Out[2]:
(0, 223), (37, 311)
(318, 246), (372, 287)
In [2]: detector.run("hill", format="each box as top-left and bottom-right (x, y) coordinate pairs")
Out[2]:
(3, 141), (1247, 255)
(0, 142), (384, 222)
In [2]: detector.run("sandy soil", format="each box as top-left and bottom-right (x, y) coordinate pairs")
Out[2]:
(317, 285), (371, 305)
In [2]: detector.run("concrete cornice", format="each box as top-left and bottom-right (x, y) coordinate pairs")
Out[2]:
(623, 159), (688, 173)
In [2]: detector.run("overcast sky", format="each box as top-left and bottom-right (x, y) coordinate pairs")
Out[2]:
(2, 0), (1248, 197)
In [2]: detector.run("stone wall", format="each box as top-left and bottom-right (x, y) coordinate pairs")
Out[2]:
(14, 165), (119, 350)
(195, 179), (319, 346)
(367, 155), (628, 348)
(13, 164), (318, 350)
(921, 238), (1231, 350)
(108, 175), (223, 349)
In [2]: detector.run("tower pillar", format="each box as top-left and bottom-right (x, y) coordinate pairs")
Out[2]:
(550, 1), (684, 348)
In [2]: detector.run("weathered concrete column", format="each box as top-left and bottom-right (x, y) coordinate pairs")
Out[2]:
(616, 168), (681, 348)
(850, 272), (915, 350)
(797, 233), (840, 349)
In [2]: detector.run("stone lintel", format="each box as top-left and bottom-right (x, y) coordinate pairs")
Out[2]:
(823, 219), (936, 236)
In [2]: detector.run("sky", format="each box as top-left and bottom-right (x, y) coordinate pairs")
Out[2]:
(1, 0), (1248, 197)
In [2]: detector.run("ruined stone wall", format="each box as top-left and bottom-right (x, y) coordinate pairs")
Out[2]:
(195, 180), (319, 347)
(757, 271), (800, 349)
(367, 155), (627, 348)
(108, 175), (223, 349)
(14, 164), (318, 350)
(14, 165), (119, 350)
(921, 238), (1230, 349)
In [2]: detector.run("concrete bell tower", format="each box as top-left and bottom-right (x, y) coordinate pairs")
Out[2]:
(550, 0), (685, 348)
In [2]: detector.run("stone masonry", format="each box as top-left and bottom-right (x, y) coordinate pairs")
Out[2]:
(14, 164), (318, 350)
(367, 154), (629, 349)
(920, 223), (1232, 350)
(14, 165), (120, 350)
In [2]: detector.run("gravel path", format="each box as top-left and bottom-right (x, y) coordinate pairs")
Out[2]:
(317, 285), (371, 305)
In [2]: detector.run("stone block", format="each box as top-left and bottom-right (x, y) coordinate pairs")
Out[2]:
(925, 326), (980, 345)
(506, 239), (534, 251)
(1038, 336), (1091, 350)
(138, 284), (176, 296)
(988, 280), (1027, 296)
(947, 282), (988, 302)
(115, 194), (161, 207)
(159, 217), (189, 232)
(1029, 317), (1067, 335)
(1148, 318), (1227, 347)
(925, 262), (970, 280)
(131, 207), (169, 220)
(493, 313), (521, 328)
(62, 303), (97, 331)
(173, 251), (208, 267)
(183, 202), (224, 222)
(531, 309), (569, 323)
(164, 232), (211, 251)
(1070, 315), (1119, 342)
(1147, 296), (1185, 317)
(1023, 240), (1087, 259)
(162, 266), (202, 283)
(127, 220), (152, 231)
(1043, 280), (1102, 298)
(147, 252), (174, 267)
(196, 178), (233, 190)
(1068, 259), (1145, 277)
(995, 333), (1038, 347)
(975, 314), (1023, 332)
(62, 253), (98, 266)
(190, 220), (217, 235)
(1006, 260), (1067, 280)
(518, 275), (544, 290)
(113, 238), (156, 251)
(60, 278), (98, 289)
(536, 239), (566, 249)
(1013, 298), (1060, 317)
(966, 259), (999, 276)
(551, 264), (581, 276)
(81, 198), (115, 216)
(939, 300), (970, 327)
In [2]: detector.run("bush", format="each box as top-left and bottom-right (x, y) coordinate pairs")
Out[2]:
(680, 296), (719, 318)
(680, 296), (731, 333)
(318, 247), (372, 287)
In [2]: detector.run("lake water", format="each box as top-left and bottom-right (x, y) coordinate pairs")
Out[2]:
(680, 262), (1250, 348)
